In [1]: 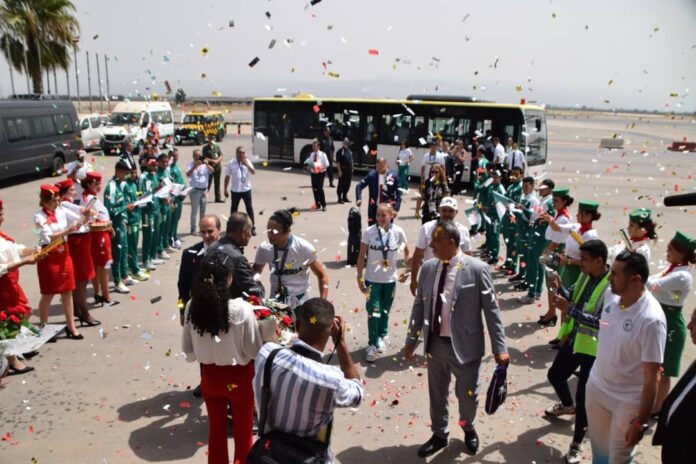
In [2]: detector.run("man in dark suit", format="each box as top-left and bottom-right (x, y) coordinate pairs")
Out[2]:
(177, 214), (221, 325)
(355, 157), (401, 226)
(653, 307), (696, 463)
(207, 212), (265, 299)
(119, 142), (138, 172)
(404, 220), (509, 458)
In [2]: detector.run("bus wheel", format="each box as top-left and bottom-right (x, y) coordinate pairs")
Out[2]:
(52, 155), (65, 176)
(216, 131), (224, 142)
(196, 133), (205, 145)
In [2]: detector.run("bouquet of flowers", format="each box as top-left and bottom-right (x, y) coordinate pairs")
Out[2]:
(248, 295), (295, 345)
(0, 306), (37, 341)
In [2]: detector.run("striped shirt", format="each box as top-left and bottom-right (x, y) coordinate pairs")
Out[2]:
(253, 340), (364, 460)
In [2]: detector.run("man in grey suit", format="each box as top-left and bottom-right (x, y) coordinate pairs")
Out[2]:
(404, 220), (509, 458)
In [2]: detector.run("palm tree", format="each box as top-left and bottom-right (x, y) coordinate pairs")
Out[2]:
(0, 0), (79, 95)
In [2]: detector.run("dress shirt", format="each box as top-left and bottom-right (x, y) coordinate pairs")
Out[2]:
(225, 158), (253, 192)
(431, 251), (466, 337)
(186, 161), (211, 189)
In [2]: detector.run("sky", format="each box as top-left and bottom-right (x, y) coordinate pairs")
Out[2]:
(1, 0), (695, 111)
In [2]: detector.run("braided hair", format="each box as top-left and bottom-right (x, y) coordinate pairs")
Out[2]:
(188, 251), (236, 337)
(269, 207), (299, 233)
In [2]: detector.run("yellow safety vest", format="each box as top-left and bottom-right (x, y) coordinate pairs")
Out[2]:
(557, 273), (610, 357)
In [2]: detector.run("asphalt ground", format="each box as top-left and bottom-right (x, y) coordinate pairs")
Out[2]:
(1, 111), (695, 463)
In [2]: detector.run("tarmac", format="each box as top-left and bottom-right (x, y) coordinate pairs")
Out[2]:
(0, 110), (694, 463)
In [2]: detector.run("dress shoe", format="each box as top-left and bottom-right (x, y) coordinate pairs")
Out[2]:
(417, 434), (448, 458)
(508, 274), (524, 282)
(464, 428), (479, 454)
(538, 315), (558, 327)
(193, 384), (202, 398)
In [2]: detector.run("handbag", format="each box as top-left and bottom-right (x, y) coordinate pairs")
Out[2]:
(247, 347), (332, 464)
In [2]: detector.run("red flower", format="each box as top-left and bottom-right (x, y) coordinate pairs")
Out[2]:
(248, 295), (261, 306)
(9, 314), (21, 324)
(281, 316), (293, 327)
(254, 308), (271, 320)
(0, 312), (7, 322)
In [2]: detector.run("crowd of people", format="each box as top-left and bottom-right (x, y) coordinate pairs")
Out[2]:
(1, 128), (694, 464)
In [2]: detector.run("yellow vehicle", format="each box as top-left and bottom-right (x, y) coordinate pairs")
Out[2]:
(174, 111), (226, 145)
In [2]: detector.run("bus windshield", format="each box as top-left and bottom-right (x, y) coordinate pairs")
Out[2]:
(183, 114), (204, 124)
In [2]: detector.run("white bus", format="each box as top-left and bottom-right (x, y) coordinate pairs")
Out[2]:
(252, 94), (548, 180)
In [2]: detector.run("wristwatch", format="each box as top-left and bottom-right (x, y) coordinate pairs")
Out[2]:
(631, 419), (649, 433)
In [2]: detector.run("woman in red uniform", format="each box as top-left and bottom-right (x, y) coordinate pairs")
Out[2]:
(56, 179), (102, 325)
(0, 199), (39, 374)
(80, 172), (116, 306)
(34, 185), (86, 339)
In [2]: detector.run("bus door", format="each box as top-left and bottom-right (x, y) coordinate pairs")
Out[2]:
(523, 110), (547, 166)
(267, 110), (293, 161)
(355, 111), (379, 169)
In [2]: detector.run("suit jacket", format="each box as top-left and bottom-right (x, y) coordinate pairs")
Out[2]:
(406, 255), (507, 364)
(355, 169), (402, 211)
(653, 360), (696, 463)
(207, 236), (265, 299)
(177, 241), (205, 304)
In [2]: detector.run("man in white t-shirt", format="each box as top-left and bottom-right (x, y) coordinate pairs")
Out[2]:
(586, 251), (666, 464)
(224, 146), (257, 235)
(305, 140), (330, 211)
(492, 136), (506, 166)
(409, 197), (471, 296)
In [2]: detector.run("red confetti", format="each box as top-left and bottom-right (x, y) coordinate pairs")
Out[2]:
(312, 105), (320, 113)
(368, 49), (379, 55)
(28, 425), (34, 433)
(179, 401), (191, 409)
(197, 441), (206, 447)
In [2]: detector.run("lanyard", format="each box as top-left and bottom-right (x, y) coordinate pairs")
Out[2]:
(376, 226), (391, 262)
(238, 160), (247, 184)
(273, 236), (294, 293)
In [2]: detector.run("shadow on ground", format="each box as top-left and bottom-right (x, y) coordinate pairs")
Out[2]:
(117, 390), (208, 462)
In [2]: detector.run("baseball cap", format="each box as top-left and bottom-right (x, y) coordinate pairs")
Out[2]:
(439, 197), (458, 211)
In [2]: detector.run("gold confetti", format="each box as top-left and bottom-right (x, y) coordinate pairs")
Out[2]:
(201, 47), (209, 56)
(310, 316), (318, 325)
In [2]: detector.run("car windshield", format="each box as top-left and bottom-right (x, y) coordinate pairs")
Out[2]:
(109, 112), (141, 125)
(183, 114), (204, 124)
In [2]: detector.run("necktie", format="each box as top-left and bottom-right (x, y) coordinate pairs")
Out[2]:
(431, 261), (449, 335)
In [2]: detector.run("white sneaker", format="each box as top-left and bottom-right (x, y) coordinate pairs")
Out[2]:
(365, 345), (378, 363)
(544, 402), (576, 417)
(123, 277), (138, 286)
(159, 252), (171, 260)
(145, 262), (157, 271)
(564, 443), (582, 464)
(167, 246), (178, 253)
(377, 336), (388, 354)
(174, 239), (182, 248)
(114, 282), (131, 294)
(132, 271), (150, 281)
(151, 258), (165, 265)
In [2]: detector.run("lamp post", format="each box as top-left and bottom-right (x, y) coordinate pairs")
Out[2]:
(96, 52), (103, 112)
(86, 50), (92, 113)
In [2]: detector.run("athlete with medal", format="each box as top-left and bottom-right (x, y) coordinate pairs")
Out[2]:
(356, 203), (411, 363)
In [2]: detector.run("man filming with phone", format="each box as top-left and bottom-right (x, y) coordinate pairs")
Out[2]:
(251, 298), (364, 463)
(543, 239), (612, 463)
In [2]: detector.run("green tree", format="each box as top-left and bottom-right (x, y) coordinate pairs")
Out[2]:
(0, 0), (79, 94)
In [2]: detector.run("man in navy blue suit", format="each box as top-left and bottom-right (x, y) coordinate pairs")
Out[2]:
(355, 157), (401, 225)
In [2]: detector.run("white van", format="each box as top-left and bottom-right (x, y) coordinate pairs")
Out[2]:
(79, 113), (108, 150)
(100, 101), (174, 155)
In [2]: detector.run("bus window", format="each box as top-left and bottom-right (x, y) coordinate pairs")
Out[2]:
(380, 114), (412, 144)
(5, 117), (32, 141)
(33, 116), (56, 138)
(343, 112), (360, 143)
(410, 116), (427, 146)
(53, 113), (74, 134)
(524, 110), (547, 166)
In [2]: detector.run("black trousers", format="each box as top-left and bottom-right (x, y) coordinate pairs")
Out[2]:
(547, 341), (595, 444)
(326, 155), (334, 185)
(230, 190), (255, 226)
(337, 171), (351, 200)
(311, 172), (327, 207)
(208, 165), (222, 201)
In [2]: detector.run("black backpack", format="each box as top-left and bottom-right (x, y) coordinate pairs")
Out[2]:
(348, 207), (362, 235)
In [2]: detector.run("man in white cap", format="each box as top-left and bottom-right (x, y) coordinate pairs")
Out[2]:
(409, 196), (471, 296)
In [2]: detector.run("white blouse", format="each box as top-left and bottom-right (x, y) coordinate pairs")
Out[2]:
(545, 213), (572, 244)
(647, 265), (693, 307)
(61, 201), (90, 234)
(79, 193), (110, 221)
(0, 237), (27, 277)
(182, 298), (263, 366)
(33, 206), (81, 246)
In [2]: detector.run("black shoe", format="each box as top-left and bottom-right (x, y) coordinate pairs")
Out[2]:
(78, 318), (102, 327)
(322, 206), (327, 212)
(64, 328), (84, 340)
(464, 429), (479, 454)
(22, 350), (40, 360)
(329, 184), (335, 188)
(338, 199), (344, 204)
(417, 434), (448, 458)
(508, 274), (524, 282)
(486, 257), (499, 265)
(193, 385), (202, 398)
(8, 365), (35, 376)
(514, 283), (529, 291)
(548, 338), (560, 345)
(538, 315), (558, 327)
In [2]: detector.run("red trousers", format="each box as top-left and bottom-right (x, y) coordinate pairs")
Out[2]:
(201, 362), (255, 464)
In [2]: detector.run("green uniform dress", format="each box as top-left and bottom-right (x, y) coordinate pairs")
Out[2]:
(514, 192), (539, 279)
(168, 162), (185, 245)
(123, 178), (142, 275)
(502, 180), (523, 269)
(481, 181), (506, 260)
(103, 177), (129, 284)
(525, 195), (555, 298)
(138, 171), (159, 265)
(155, 167), (173, 254)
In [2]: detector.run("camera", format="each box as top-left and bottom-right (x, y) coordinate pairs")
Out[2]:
(539, 252), (561, 268)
